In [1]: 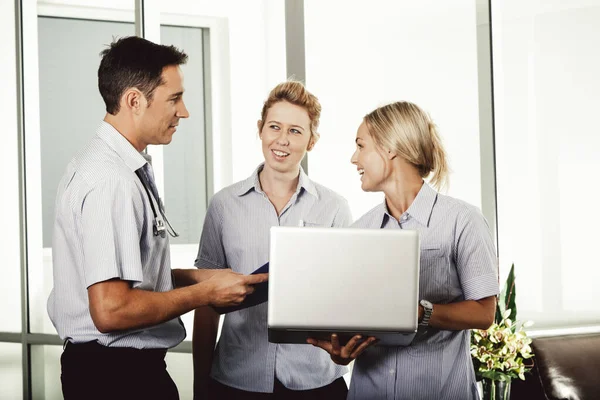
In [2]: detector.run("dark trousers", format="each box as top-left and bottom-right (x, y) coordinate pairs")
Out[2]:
(61, 341), (179, 400)
(207, 376), (348, 400)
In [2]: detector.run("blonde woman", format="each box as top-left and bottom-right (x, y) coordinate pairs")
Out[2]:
(193, 81), (352, 399)
(309, 102), (499, 400)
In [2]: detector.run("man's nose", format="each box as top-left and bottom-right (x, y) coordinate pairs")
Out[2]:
(177, 100), (190, 118)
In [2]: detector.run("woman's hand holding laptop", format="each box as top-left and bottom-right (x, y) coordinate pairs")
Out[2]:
(307, 334), (378, 365)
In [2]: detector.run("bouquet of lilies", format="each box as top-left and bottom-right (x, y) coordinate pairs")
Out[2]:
(470, 264), (534, 382)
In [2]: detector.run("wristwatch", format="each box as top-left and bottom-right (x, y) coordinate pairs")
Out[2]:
(419, 300), (434, 327)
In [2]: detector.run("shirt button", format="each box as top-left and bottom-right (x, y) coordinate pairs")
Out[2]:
(401, 215), (408, 221)
(389, 369), (395, 374)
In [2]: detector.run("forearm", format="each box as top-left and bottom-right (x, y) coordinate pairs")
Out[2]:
(90, 281), (214, 333)
(193, 306), (220, 394)
(422, 296), (496, 331)
(172, 268), (219, 288)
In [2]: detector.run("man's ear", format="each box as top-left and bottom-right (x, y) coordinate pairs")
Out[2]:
(123, 88), (144, 114)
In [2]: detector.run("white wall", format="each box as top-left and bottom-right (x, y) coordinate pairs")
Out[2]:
(493, 0), (600, 328)
(304, 0), (484, 219)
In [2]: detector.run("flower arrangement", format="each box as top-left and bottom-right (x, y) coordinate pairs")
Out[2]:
(470, 264), (534, 384)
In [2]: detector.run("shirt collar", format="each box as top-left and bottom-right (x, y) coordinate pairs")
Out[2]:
(380, 181), (438, 227)
(405, 182), (438, 227)
(96, 121), (147, 172)
(236, 163), (318, 198)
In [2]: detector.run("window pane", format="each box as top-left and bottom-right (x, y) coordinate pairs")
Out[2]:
(31, 345), (63, 400)
(304, 0), (483, 218)
(0, 343), (23, 399)
(493, 0), (600, 328)
(33, 16), (135, 333)
(0, 0), (22, 333)
(159, 24), (208, 339)
(161, 25), (207, 246)
(165, 351), (193, 400)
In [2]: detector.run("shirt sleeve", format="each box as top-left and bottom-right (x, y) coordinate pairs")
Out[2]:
(194, 195), (227, 270)
(454, 206), (499, 300)
(332, 198), (353, 228)
(80, 177), (144, 288)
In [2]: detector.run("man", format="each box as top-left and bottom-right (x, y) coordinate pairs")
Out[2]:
(47, 36), (267, 400)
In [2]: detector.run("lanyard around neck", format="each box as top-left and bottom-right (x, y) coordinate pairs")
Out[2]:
(135, 168), (179, 238)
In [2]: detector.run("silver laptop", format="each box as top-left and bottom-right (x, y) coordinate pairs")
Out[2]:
(267, 226), (420, 346)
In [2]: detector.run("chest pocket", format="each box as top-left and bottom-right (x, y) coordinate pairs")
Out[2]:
(419, 244), (449, 302)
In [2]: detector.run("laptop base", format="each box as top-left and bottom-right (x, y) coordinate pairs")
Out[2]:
(268, 328), (417, 347)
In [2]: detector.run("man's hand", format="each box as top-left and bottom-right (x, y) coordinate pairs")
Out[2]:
(204, 269), (268, 307)
(307, 334), (377, 365)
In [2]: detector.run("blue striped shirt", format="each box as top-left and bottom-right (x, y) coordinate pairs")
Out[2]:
(195, 163), (352, 392)
(47, 121), (186, 349)
(348, 183), (498, 400)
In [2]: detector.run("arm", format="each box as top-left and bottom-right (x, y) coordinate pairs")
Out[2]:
(193, 306), (219, 398)
(88, 271), (268, 333)
(89, 278), (213, 333)
(172, 268), (220, 288)
(419, 295), (496, 331)
(421, 206), (499, 331)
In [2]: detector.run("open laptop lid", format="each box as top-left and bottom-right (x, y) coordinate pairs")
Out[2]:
(267, 226), (420, 346)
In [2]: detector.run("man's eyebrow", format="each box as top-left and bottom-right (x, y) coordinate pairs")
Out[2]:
(169, 91), (184, 98)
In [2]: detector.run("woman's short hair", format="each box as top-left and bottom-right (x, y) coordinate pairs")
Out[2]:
(364, 101), (449, 190)
(258, 80), (321, 141)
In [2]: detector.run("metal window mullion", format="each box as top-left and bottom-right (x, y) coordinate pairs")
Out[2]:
(285, 0), (308, 174)
(15, 0), (31, 398)
(476, 0), (500, 253)
(487, 0), (499, 254)
(202, 27), (215, 203)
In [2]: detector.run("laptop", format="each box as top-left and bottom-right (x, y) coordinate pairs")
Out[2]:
(267, 226), (420, 346)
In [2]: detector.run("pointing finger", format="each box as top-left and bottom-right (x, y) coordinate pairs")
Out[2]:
(245, 273), (269, 284)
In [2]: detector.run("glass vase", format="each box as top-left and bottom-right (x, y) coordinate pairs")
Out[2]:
(481, 378), (511, 400)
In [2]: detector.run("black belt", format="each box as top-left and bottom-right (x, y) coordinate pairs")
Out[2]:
(64, 340), (167, 360)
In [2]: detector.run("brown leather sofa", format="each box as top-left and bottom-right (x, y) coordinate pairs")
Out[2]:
(511, 333), (600, 400)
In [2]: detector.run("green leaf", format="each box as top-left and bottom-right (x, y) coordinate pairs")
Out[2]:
(496, 264), (517, 325)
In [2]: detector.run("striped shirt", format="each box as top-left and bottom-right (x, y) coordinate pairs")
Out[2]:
(47, 121), (186, 349)
(195, 163), (352, 392)
(348, 183), (498, 400)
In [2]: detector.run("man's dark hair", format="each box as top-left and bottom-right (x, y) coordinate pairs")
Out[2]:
(98, 36), (188, 115)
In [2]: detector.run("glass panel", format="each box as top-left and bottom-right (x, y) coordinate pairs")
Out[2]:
(31, 345), (63, 400)
(493, 0), (600, 328)
(160, 24), (208, 340)
(0, 343), (23, 399)
(0, 0), (21, 333)
(32, 16), (135, 333)
(166, 351), (193, 400)
(304, 0), (482, 217)
(161, 25), (207, 245)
